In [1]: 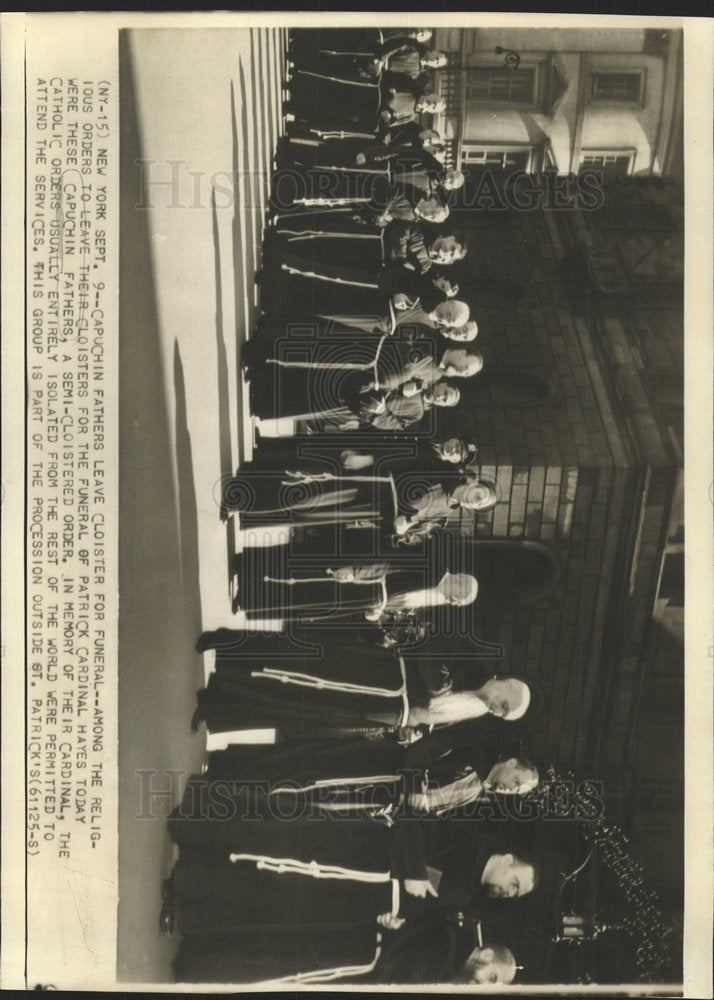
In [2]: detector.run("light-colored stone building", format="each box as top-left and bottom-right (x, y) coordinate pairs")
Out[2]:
(433, 27), (683, 179)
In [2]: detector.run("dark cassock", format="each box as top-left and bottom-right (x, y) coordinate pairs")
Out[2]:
(168, 750), (408, 856)
(257, 255), (446, 331)
(221, 439), (394, 535)
(201, 719), (504, 805)
(242, 326), (438, 423)
(287, 71), (383, 135)
(288, 28), (388, 62)
(168, 830), (396, 983)
(172, 736), (498, 849)
(165, 730), (486, 983)
(363, 913), (480, 984)
(220, 436), (467, 546)
(203, 734), (413, 781)
(363, 908), (522, 986)
(288, 50), (382, 84)
(366, 177), (436, 218)
(263, 209), (387, 273)
(246, 370), (442, 435)
(288, 28), (424, 66)
(257, 250), (385, 321)
(268, 163), (391, 215)
(268, 172), (430, 222)
(169, 868), (393, 985)
(285, 37), (428, 86)
(190, 632), (460, 739)
(165, 750), (523, 983)
(380, 118), (428, 145)
(381, 71), (432, 103)
(231, 540), (473, 625)
(390, 819), (532, 924)
(389, 162), (442, 197)
(262, 215), (447, 292)
(275, 136), (442, 174)
(223, 436), (473, 510)
(194, 620), (417, 657)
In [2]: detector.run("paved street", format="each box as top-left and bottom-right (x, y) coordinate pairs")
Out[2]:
(117, 27), (286, 981)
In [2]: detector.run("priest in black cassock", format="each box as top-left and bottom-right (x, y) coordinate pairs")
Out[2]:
(163, 741), (536, 983)
(287, 70), (383, 135)
(231, 544), (478, 624)
(219, 434), (482, 543)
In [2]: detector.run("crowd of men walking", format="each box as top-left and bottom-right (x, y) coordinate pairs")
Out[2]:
(160, 28), (547, 985)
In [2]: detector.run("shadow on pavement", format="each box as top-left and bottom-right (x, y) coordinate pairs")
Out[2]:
(211, 187), (235, 527)
(117, 31), (206, 983)
(210, 186), (239, 590)
(173, 341), (204, 609)
(230, 75), (249, 470)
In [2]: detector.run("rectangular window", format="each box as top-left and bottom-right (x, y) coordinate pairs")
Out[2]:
(579, 151), (635, 176)
(589, 71), (643, 103)
(461, 147), (531, 173)
(466, 67), (536, 105)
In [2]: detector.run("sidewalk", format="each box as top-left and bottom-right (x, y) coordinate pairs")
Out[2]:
(117, 26), (286, 981)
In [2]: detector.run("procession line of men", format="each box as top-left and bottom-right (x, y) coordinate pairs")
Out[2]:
(162, 29), (543, 986)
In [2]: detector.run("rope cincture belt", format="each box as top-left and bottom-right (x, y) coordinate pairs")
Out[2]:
(246, 574), (390, 620)
(270, 774), (401, 794)
(243, 576), (391, 619)
(296, 68), (381, 90)
(280, 469), (398, 515)
(310, 129), (376, 140)
(302, 165), (389, 175)
(262, 569), (386, 587)
(229, 852), (391, 883)
(269, 774), (402, 814)
(283, 231), (382, 241)
(249, 861), (400, 985)
(266, 329), (387, 389)
(279, 261), (379, 288)
(251, 654), (409, 725)
(292, 196), (372, 207)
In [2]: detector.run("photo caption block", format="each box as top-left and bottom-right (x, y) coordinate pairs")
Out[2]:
(25, 17), (118, 988)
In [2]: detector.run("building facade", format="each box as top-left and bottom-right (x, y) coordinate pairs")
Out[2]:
(417, 41), (685, 972)
(433, 27), (683, 181)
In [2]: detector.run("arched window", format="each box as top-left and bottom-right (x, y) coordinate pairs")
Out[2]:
(466, 369), (556, 408)
(466, 540), (562, 607)
(436, 370), (557, 439)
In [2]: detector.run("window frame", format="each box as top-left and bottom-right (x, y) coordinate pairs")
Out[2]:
(459, 142), (535, 174)
(465, 63), (540, 109)
(578, 149), (637, 177)
(588, 69), (646, 106)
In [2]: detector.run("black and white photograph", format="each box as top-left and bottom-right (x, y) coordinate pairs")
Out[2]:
(117, 20), (690, 988)
(3, 10), (712, 996)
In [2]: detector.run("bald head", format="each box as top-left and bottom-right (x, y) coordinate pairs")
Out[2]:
(433, 299), (469, 329)
(476, 677), (531, 721)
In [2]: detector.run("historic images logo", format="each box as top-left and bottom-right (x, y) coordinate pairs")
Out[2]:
(136, 770), (605, 824)
(133, 161), (607, 213)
